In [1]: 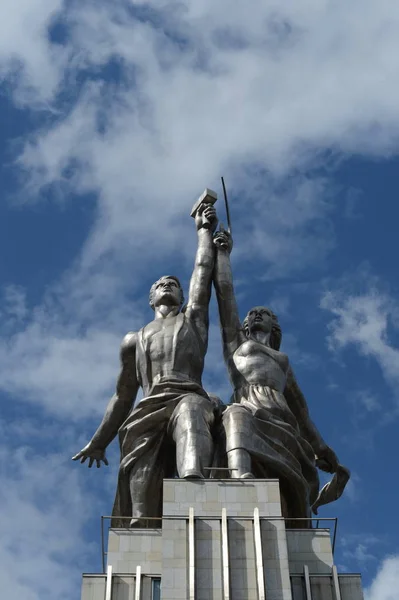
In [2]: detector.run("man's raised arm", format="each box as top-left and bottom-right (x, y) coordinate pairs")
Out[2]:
(72, 332), (139, 468)
(186, 192), (218, 325)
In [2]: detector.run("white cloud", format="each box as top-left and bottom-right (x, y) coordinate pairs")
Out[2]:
(353, 389), (381, 413)
(341, 472), (360, 505)
(321, 286), (399, 392)
(0, 322), (121, 418)
(0, 438), (99, 600)
(365, 556), (399, 600)
(4, 0), (399, 277)
(4, 3), (399, 598)
(281, 332), (320, 370)
(0, 266), (150, 419)
(1, 284), (28, 322)
(268, 294), (291, 318)
(1, 6), (398, 528)
(0, 0), (66, 104)
(341, 533), (384, 568)
(4, 1), (399, 395)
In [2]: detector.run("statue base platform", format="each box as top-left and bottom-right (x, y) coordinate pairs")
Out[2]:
(81, 479), (364, 600)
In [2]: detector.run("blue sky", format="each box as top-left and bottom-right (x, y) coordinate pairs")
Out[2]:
(1, 1), (399, 598)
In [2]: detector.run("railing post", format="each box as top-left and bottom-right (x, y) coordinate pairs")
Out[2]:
(253, 508), (266, 600)
(189, 507), (195, 600)
(332, 566), (342, 600)
(135, 565), (142, 600)
(101, 516), (106, 574)
(105, 565), (113, 600)
(303, 565), (312, 600)
(221, 508), (230, 600)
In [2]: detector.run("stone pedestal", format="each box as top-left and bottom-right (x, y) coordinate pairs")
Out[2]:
(81, 479), (364, 600)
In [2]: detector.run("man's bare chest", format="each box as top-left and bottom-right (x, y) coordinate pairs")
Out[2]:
(142, 316), (198, 358)
(143, 317), (179, 343)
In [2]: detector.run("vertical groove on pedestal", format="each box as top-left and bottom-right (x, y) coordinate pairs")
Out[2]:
(189, 507), (195, 600)
(105, 565), (113, 600)
(134, 565), (141, 600)
(332, 565), (342, 600)
(221, 508), (230, 600)
(253, 508), (266, 600)
(303, 565), (312, 600)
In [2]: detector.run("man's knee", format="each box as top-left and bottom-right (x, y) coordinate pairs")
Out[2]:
(172, 394), (214, 433)
(178, 394), (214, 417)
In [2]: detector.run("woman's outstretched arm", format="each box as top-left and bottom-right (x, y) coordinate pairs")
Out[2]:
(285, 367), (339, 473)
(213, 230), (246, 358)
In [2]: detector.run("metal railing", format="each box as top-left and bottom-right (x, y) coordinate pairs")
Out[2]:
(100, 513), (338, 574)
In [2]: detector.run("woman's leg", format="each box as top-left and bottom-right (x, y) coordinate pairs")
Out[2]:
(227, 448), (254, 478)
(223, 404), (255, 478)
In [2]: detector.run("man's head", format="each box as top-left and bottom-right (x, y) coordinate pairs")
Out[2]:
(149, 276), (184, 311)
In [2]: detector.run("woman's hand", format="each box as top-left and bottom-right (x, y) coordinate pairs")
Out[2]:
(315, 444), (339, 473)
(213, 228), (233, 253)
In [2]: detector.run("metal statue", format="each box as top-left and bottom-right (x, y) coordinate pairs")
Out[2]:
(212, 228), (348, 525)
(73, 190), (219, 527)
(73, 183), (350, 528)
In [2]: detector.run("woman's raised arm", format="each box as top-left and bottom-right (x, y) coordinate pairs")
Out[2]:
(213, 230), (246, 358)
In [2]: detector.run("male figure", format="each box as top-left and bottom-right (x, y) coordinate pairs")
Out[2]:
(73, 198), (218, 526)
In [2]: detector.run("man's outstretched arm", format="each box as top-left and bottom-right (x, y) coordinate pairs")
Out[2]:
(72, 332), (139, 468)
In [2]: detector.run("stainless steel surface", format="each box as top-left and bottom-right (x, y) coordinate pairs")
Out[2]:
(101, 515), (105, 573)
(190, 188), (218, 228)
(253, 508), (266, 600)
(73, 195), (350, 531)
(221, 176), (232, 234)
(213, 229), (350, 526)
(105, 565), (113, 600)
(312, 465), (351, 515)
(303, 565), (312, 600)
(73, 196), (219, 527)
(134, 565), (142, 600)
(203, 467), (238, 471)
(189, 507), (195, 600)
(332, 517), (338, 554)
(332, 565), (342, 600)
(221, 508), (230, 600)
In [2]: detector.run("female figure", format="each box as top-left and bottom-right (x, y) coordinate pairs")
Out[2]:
(213, 230), (340, 523)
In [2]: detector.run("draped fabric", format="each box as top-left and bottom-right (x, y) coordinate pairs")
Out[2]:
(111, 319), (215, 527)
(223, 385), (319, 526)
(111, 378), (212, 527)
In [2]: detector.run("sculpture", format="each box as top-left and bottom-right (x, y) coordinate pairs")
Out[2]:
(213, 228), (347, 525)
(73, 188), (349, 528)
(73, 191), (219, 527)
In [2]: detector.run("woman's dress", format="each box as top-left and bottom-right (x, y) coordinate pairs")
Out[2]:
(222, 340), (319, 524)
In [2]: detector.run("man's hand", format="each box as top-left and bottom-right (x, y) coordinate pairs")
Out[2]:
(213, 229), (233, 253)
(195, 203), (218, 233)
(72, 443), (109, 468)
(315, 444), (339, 474)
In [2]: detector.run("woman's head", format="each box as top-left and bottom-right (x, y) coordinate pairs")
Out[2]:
(243, 306), (282, 350)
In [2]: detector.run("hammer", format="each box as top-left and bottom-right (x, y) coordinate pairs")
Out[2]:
(190, 188), (218, 229)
